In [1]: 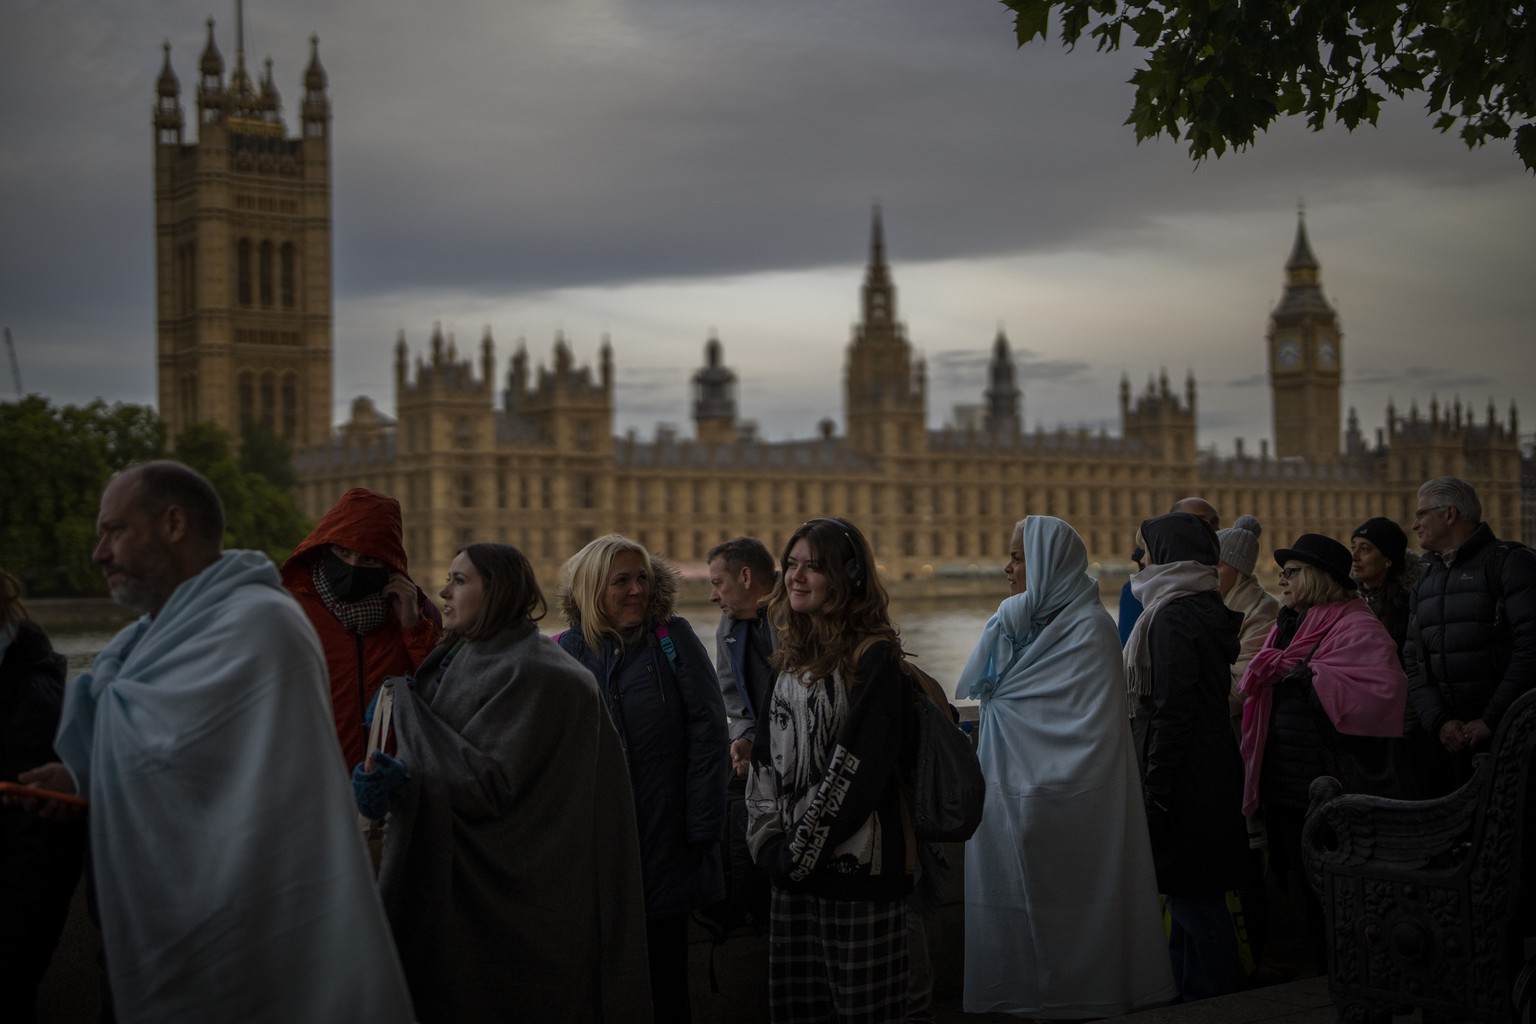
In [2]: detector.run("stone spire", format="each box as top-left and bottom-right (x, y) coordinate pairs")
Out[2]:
(861, 204), (895, 327)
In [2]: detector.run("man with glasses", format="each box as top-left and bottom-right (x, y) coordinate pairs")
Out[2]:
(1403, 476), (1536, 794)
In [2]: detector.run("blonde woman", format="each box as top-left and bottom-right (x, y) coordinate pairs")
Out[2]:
(557, 534), (727, 1024)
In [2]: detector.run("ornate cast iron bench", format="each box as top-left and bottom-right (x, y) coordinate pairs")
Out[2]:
(1303, 687), (1536, 1023)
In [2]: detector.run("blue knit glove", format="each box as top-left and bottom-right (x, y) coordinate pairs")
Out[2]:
(352, 751), (408, 820)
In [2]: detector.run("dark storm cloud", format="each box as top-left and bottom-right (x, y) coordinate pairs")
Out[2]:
(2, 0), (1532, 438)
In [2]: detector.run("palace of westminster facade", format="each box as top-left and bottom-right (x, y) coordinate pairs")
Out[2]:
(154, 22), (1527, 586)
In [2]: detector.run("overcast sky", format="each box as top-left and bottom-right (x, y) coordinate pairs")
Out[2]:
(3, 0), (1532, 455)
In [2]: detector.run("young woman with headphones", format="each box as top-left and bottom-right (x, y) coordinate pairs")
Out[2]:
(743, 517), (914, 1023)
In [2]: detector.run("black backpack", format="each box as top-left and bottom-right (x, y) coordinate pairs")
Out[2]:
(900, 659), (986, 843)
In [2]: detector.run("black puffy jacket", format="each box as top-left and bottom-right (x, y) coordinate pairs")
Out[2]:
(1404, 523), (1536, 734)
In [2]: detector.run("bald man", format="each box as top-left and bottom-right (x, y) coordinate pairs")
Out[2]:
(1171, 497), (1220, 533)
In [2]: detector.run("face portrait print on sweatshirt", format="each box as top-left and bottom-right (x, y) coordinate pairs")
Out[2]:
(440, 551), (485, 634)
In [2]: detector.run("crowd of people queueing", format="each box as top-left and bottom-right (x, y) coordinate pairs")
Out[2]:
(2, 461), (1533, 1023)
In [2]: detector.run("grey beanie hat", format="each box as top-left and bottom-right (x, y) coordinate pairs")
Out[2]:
(1217, 514), (1262, 577)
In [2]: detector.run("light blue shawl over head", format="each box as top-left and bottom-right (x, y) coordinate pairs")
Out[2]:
(956, 515), (1107, 701)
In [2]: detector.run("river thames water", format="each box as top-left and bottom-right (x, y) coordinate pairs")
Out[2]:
(47, 589), (1123, 695)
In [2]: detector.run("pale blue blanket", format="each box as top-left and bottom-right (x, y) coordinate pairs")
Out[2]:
(57, 551), (414, 1023)
(955, 517), (1175, 1017)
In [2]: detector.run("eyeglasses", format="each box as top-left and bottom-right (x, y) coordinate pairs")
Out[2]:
(1277, 566), (1304, 580)
(1413, 505), (1448, 521)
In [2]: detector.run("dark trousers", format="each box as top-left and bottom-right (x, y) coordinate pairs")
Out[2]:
(1165, 894), (1244, 1002)
(647, 913), (691, 1024)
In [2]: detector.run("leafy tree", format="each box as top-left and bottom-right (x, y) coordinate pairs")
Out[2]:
(171, 422), (311, 564)
(1003, 0), (1536, 171)
(0, 397), (166, 595)
(239, 418), (299, 491)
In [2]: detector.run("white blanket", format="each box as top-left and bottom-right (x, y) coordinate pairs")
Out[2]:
(56, 551), (414, 1024)
(956, 517), (1176, 1018)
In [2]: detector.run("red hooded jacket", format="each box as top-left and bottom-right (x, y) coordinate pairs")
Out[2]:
(281, 488), (441, 768)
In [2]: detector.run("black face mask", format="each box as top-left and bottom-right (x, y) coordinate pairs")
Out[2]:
(322, 549), (390, 602)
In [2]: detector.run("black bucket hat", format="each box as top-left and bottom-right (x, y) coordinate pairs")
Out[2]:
(1274, 533), (1357, 591)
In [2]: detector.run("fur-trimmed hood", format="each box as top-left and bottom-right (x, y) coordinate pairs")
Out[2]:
(556, 554), (681, 631)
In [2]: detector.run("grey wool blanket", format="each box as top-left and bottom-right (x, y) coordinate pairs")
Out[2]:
(378, 620), (653, 1023)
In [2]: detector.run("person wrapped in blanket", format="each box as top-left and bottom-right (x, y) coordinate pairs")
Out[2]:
(745, 517), (914, 1024)
(356, 543), (652, 1023)
(1237, 532), (1406, 971)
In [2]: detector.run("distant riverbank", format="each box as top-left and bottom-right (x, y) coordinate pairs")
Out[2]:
(32, 574), (1128, 687)
(29, 572), (1129, 632)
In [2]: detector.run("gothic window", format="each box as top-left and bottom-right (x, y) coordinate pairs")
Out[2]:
(238, 372), (255, 428)
(458, 475), (474, 509)
(280, 243), (295, 308)
(259, 241), (274, 308)
(541, 479), (553, 510)
(902, 532), (916, 557)
(260, 371), (276, 429)
(237, 239), (253, 306)
(281, 373), (297, 438)
(454, 417), (472, 449)
(180, 372), (198, 425)
(576, 476), (595, 509)
(693, 484), (704, 515)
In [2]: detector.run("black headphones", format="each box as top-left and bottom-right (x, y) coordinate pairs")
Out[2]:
(804, 517), (866, 589)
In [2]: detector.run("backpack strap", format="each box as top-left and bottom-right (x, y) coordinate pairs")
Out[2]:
(655, 622), (678, 675)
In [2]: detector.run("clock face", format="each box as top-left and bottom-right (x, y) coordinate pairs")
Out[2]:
(1277, 338), (1301, 369)
(1317, 339), (1337, 367)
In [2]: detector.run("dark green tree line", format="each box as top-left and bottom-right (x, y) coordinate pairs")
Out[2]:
(0, 399), (310, 596)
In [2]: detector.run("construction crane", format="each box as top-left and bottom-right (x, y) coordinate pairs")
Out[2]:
(4, 327), (21, 398)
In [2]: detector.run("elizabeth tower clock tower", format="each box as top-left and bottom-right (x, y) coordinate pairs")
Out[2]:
(1268, 210), (1342, 462)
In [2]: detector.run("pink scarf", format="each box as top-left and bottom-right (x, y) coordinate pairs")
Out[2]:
(1237, 597), (1406, 815)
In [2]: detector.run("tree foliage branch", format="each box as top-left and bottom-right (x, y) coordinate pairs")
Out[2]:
(1001, 0), (1536, 172)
